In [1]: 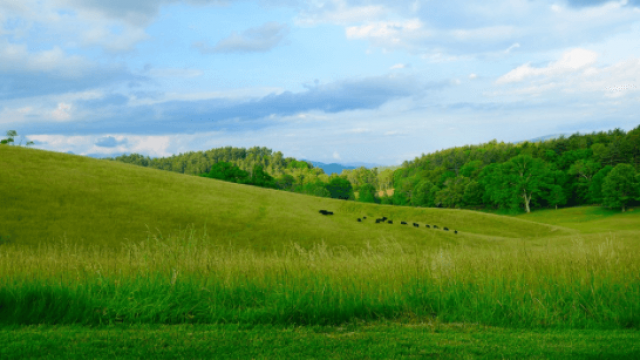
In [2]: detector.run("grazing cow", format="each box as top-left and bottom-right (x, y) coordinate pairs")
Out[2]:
(425, 225), (430, 228)
(363, 216), (367, 219)
(357, 218), (361, 222)
(401, 221), (407, 225)
(388, 220), (393, 224)
(454, 230), (458, 234)
(433, 225), (439, 229)
(375, 219), (381, 223)
(443, 227), (449, 231)
(381, 217), (387, 221)
(319, 210), (333, 215)
(413, 223), (419, 227)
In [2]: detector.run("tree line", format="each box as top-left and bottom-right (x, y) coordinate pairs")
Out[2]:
(362, 126), (640, 213)
(106, 125), (639, 213)
(107, 146), (357, 201)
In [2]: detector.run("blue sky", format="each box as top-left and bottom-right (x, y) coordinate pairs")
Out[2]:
(1, 0), (639, 165)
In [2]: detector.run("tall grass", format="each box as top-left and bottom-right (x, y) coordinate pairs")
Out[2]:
(0, 228), (638, 329)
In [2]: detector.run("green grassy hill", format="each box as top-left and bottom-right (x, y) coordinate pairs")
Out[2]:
(1, 146), (570, 250)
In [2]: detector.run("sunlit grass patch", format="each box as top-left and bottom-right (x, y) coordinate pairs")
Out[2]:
(1, 228), (638, 329)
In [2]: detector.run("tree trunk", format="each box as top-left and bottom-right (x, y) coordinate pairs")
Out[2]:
(622, 205), (626, 212)
(555, 204), (558, 210)
(523, 190), (531, 213)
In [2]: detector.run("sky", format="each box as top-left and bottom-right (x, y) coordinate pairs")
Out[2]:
(1, 0), (639, 166)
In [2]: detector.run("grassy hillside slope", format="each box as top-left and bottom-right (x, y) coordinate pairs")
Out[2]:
(517, 205), (640, 233)
(1, 146), (569, 250)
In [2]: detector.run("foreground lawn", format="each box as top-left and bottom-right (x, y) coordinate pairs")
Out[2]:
(2, 322), (639, 359)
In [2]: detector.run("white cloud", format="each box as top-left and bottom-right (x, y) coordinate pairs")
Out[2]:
(0, 40), (90, 75)
(346, 19), (424, 44)
(504, 42), (520, 54)
(348, 128), (371, 133)
(80, 24), (149, 52)
(28, 134), (174, 157)
(390, 63), (409, 69)
(195, 22), (289, 54)
(497, 48), (599, 84)
(295, 0), (387, 26)
(148, 68), (204, 78)
(51, 103), (73, 121)
(332, 151), (341, 160)
(469, 73), (477, 79)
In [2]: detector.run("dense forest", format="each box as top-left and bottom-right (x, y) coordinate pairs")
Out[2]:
(383, 126), (640, 213)
(97, 125), (639, 213)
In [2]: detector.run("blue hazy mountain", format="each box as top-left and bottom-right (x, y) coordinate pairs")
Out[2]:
(301, 160), (357, 175)
(301, 160), (388, 175)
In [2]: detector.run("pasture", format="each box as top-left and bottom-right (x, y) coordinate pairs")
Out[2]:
(1, 146), (639, 359)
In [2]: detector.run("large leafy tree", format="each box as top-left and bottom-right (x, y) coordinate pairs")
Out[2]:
(326, 176), (354, 200)
(484, 155), (552, 213)
(588, 165), (613, 204)
(436, 176), (469, 208)
(568, 159), (601, 204)
(602, 164), (638, 212)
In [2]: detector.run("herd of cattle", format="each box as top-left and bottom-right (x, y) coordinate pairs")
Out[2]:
(319, 210), (458, 234)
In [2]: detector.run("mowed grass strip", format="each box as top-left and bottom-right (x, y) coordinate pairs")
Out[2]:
(1, 229), (638, 329)
(1, 146), (568, 251)
(2, 323), (639, 360)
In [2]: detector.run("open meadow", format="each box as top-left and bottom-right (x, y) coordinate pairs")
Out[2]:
(2, 146), (640, 359)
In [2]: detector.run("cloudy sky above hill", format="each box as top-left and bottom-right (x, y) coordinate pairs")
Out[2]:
(1, 0), (639, 165)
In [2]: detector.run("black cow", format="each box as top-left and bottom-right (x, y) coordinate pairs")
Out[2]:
(381, 217), (387, 221)
(388, 220), (393, 224)
(357, 218), (361, 222)
(363, 216), (367, 219)
(443, 227), (449, 231)
(375, 219), (381, 223)
(433, 225), (438, 229)
(454, 230), (458, 234)
(319, 210), (334, 215)
(413, 223), (419, 227)
(401, 221), (407, 225)
(425, 224), (430, 228)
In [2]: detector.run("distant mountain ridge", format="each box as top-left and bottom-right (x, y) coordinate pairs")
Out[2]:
(301, 160), (388, 175)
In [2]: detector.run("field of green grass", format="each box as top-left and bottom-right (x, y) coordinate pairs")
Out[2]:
(2, 145), (640, 359)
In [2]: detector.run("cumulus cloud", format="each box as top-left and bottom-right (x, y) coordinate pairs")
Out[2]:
(194, 22), (289, 54)
(11, 74), (434, 136)
(0, 38), (144, 100)
(497, 48), (599, 84)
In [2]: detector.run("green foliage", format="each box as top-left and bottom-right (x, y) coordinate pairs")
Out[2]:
(462, 180), (483, 206)
(410, 180), (435, 207)
(200, 161), (250, 184)
(276, 174), (295, 190)
(326, 177), (354, 200)
(357, 183), (378, 203)
(1, 130), (34, 146)
(483, 155), (552, 213)
(602, 164), (639, 212)
(250, 164), (277, 189)
(436, 176), (469, 208)
(589, 165), (614, 204)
